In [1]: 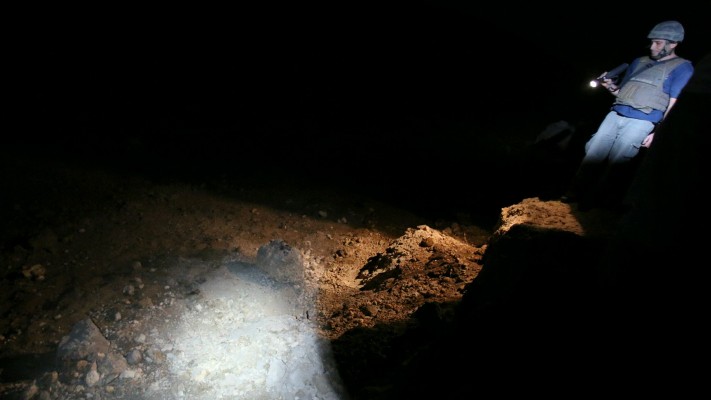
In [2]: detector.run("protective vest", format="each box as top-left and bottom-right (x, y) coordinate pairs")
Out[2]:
(614, 56), (690, 114)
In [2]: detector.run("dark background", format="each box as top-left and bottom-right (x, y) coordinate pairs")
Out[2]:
(8, 2), (711, 219)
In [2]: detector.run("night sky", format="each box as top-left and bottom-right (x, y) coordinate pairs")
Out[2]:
(9, 2), (710, 206)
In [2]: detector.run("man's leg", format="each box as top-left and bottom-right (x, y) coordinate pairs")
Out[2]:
(598, 118), (655, 208)
(562, 111), (620, 205)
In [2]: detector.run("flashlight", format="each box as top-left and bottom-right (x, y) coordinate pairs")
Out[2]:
(589, 63), (629, 88)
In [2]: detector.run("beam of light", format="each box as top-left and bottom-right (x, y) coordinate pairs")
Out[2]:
(144, 257), (346, 400)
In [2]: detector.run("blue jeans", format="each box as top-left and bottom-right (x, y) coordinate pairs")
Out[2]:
(571, 111), (655, 205)
(582, 111), (654, 166)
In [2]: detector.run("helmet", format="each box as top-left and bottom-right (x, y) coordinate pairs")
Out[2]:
(647, 20), (685, 42)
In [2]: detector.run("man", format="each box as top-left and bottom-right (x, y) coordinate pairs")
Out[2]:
(562, 20), (694, 210)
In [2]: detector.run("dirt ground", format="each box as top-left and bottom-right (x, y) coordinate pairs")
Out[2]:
(0, 137), (627, 399)
(0, 150), (499, 399)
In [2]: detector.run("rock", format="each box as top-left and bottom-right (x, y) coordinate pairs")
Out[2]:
(255, 239), (305, 285)
(56, 318), (110, 363)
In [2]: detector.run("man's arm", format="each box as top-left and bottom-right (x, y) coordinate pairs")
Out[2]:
(663, 98), (678, 120)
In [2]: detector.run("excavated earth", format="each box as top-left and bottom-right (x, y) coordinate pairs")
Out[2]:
(0, 149), (623, 399)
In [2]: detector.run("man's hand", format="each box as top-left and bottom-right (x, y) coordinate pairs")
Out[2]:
(641, 133), (654, 148)
(599, 76), (618, 93)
